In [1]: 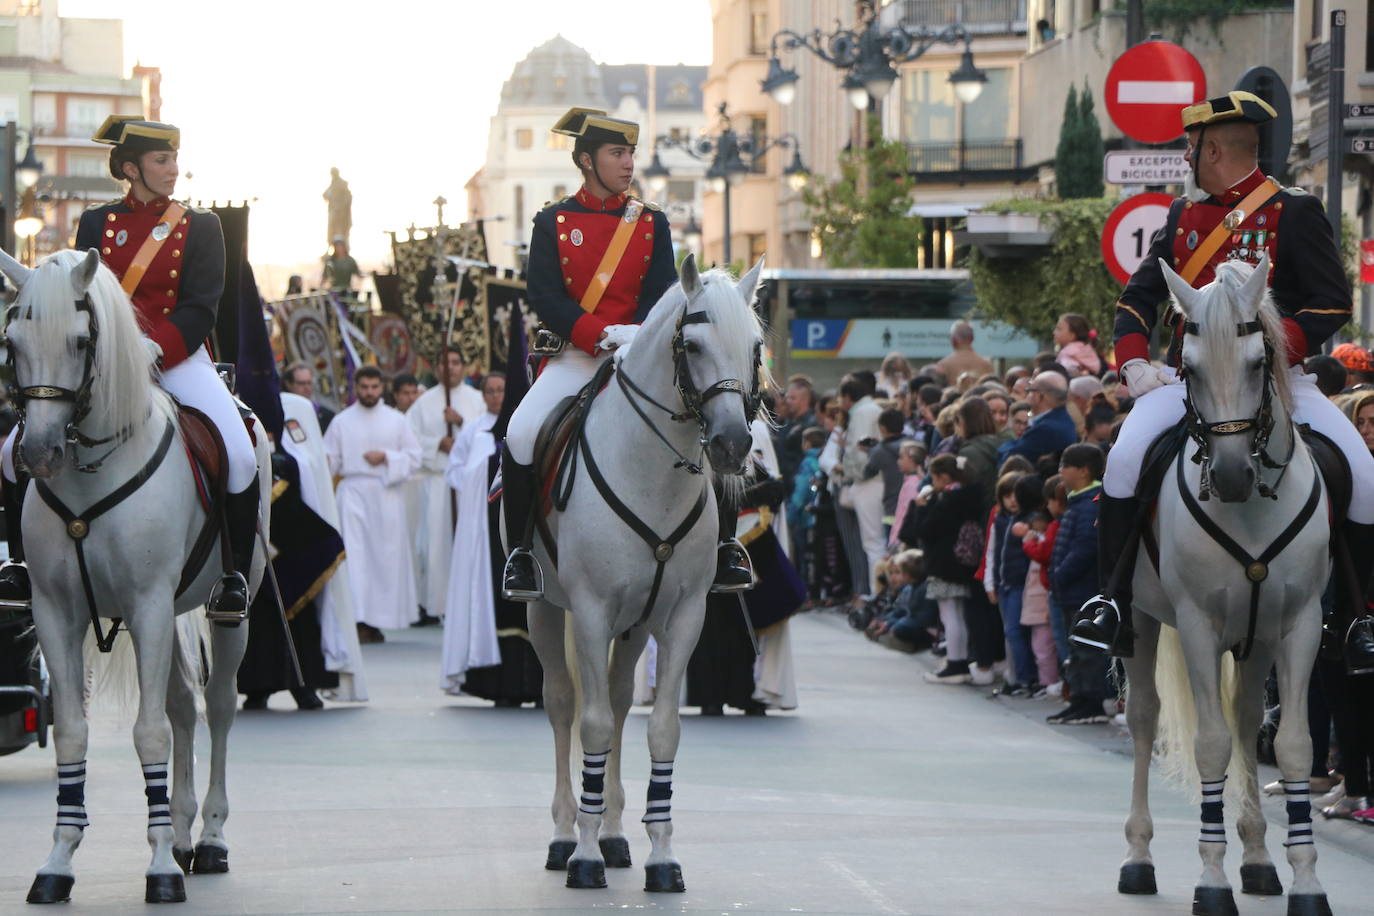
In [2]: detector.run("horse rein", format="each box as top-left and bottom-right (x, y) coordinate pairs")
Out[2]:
(1180, 318), (1293, 500)
(3, 296), (138, 473)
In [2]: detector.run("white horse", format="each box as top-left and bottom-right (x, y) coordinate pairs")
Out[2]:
(518, 254), (762, 893)
(0, 249), (270, 905)
(1117, 256), (1333, 916)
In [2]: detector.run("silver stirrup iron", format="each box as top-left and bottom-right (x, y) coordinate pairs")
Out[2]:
(205, 571), (249, 624)
(709, 537), (753, 595)
(501, 548), (545, 602)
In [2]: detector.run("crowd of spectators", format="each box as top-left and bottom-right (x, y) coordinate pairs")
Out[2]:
(771, 319), (1374, 823)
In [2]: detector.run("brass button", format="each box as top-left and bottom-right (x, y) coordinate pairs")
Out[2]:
(179, 217), (187, 225)
(1185, 202), (1193, 209)
(559, 234), (567, 242)
(643, 215), (651, 223)
(643, 233), (652, 240)
(1275, 202), (1283, 210)
(560, 257), (568, 265)
(105, 229), (114, 237)
(172, 249), (181, 257)
(166, 289), (174, 296)
(102, 247), (110, 254)
(557, 214), (566, 223)
(169, 270), (178, 278)
(162, 307), (171, 315)
(106, 213), (116, 222)
(1176, 228), (1183, 236)
(174, 232), (182, 240)
(565, 277), (572, 285)
(643, 255), (651, 262)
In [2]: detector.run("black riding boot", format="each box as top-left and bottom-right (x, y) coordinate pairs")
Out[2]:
(0, 473), (30, 607)
(501, 444), (542, 602)
(207, 477), (259, 626)
(1334, 520), (1374, 676)
(1069, 494), (1142, 658)
(711, 480), (752, 594)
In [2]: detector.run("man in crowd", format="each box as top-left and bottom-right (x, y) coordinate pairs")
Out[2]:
(933, 320), (994, 385)
(391, 373), (420, 412)
(840, 374), (885, 594)
(774, 376), (817, 486)
(998, 371), (1077, 465)
(283, 363), (335, 433)
(324, 366), (423, 643)
(408, 350), (485, 621)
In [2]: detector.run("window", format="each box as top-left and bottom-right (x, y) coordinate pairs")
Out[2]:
(748, 116), (767, 174)
(667, 179), (695, 203)
(748, 233), (767, 266)
(515, 128), (533, 150)
(547, 133), (574, 151)
(962, 69), (1012, 142)
(900, 71), (957, 144)
(749, 1), (769, 55)
(901, 67), (1013, 172)
(1313, 0), (1324, 40)
(667, 80), (692, 105)
(669, 126), (686, 142)
(68, 153), (106, 178)
(69, 99), (112, 138)
(514, 185), (524, 229)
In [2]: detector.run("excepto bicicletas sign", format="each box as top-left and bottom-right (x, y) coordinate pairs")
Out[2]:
(1103, 150), (1189, 185)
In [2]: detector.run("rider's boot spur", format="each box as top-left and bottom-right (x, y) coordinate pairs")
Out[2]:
(1069, 494), (1141, 658)
(207, 477), (259, 625)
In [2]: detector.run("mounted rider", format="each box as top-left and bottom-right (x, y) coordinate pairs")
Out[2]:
(500, 106), (751, 601)
(1069, 91), (1374, 675)
(0, 116), (259, 623)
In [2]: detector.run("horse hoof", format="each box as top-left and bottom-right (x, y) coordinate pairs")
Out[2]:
(145, 873), (186, 904)
(545, 840), (576, 871)
(1117, 863), (1157, 895)
(600, 836), (632, 868)
(172, 848), (193, 875)
(26, 874), (74, 904)
(644, 862), (685, 893)
(565, 858), (607, 889)
(1192, 886), (1238, 916)
(1287, 894), (1333, 916)
(1240, 863), (1283, 896)
(190, 844), (228, 874)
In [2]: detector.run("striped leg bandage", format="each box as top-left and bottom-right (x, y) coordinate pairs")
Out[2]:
(1198, 777), (1226, 844)
(55, 761), (89, 829)
(143, 763), (172, 829)
(579, 750), (609, 817)
(1282, 779), (1314, 848)
(642, 759), (673, 824)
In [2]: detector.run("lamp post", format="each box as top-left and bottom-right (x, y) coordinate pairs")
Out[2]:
(646, 102), (809, 266)
(761, 0), (987, 110)
(0, 124), (43, 264)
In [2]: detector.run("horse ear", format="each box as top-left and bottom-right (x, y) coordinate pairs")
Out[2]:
(737, 255), (765, 305)
(680, 251), (702, 300)
(71, 248), (100, 295)
(1158, 257), (1199, 317)
(0, 246), (31, 291)
(1240, 252), (1270, 309)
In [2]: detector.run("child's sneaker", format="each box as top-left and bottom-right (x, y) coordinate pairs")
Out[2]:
(1044, 681), (1065, 698)
(923, 663), (971, 685)
(969, 665), (996, 686)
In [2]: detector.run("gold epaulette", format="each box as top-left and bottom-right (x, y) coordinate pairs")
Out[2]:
(644, 200), (662, 212)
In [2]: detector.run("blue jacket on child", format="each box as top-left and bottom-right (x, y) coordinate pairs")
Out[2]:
(1050, 482), (1101, 612)
(990, 510), (1031, 593)
(787, 449), (822, 531)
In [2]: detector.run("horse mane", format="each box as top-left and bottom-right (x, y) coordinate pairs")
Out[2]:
(20, 249), (171, 436)
(1196, 260), (1293, 414)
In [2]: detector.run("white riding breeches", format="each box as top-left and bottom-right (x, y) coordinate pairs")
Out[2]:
(506, 348), (610, 466)
(1103, 365), (1374, 524)
(2, 345), (257, 493)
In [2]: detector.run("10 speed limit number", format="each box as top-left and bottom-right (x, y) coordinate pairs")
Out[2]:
(1101, 192), (1174, 285)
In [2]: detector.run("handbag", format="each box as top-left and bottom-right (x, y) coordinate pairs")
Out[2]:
(953, 519), (984, 568)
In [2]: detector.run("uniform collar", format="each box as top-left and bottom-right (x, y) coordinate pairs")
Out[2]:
(123, 190), (172, 212)
(575, 186), (627, 212)
(1216, 167), (1266, 204)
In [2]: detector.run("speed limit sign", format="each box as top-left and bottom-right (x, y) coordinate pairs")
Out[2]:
(1101, 192), (1175, 285)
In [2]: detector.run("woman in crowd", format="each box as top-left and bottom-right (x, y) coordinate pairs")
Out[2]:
(954, 397), (1001, 513)
(1052, 313), (1103, 377)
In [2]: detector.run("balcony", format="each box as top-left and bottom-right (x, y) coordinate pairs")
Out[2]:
(905, 139), (1035, 183)
(883, 0), (1028, 36)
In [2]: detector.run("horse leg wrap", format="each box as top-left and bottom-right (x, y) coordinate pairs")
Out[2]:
(55, 761), (89, 830)
(643, 759), (674, 824)
(579, 750), (608, 817)
(143, 763), (172, 829)
(1282, 779), (1314, 848)
(1198, 777), (1226, 845)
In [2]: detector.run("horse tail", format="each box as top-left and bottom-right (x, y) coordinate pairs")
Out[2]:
(81, 607), (208, 722)
(1152, 624), (1256, 817)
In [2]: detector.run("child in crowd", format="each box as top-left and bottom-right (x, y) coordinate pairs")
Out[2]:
(888, 440), (928, 550)
(1048, 444), (1109, 724)
(1021, 475), (1068, 679)
(1053, 313), (1103, 377)
(1010, 475), (1057, 695)
(983, 471), (1037, 694)
(862, 408), (911, 537)
(789, 427), (829, 596)
(869, 550), (935, 653)
(898, 453), (983, 684)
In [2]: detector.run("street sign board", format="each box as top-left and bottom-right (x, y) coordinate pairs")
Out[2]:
(1104, 150), (1189, 185)
(1101, 192), (1174, 286)
(1352, 136), (1374, 154)
(1350, 103), (1374, 118)
(1105, 41), (1207, 144)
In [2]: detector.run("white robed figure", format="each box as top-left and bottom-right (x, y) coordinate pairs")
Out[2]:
(744, 417), (798, 710)
(280, 391), (369, 701)
(323, 367), (423, 632)
(439, 395), (502, 693)
(409, 351), (485, 617)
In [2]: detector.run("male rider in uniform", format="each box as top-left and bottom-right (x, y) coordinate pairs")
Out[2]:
(1070, 91), (1374, 675)
(500, 107), (751, 601)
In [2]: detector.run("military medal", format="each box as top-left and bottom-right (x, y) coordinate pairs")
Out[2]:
(1223, 210), (1245, 230)
(151, 222), (171, 242)
(1186, 230), (1199, 249)
(1241, 231), (1253, 246)
(1256, 214), (1267, 226)
(570, 229), (583, 247)
(1256, 231), (1267, 247)
(114, 229), (128, 247)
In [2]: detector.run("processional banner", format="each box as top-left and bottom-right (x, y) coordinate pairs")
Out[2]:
(270, 292), (349, 413)
(389, 224), (489, 371)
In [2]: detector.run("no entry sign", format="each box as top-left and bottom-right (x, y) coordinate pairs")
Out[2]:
(1105, 41), (1206, 144)
(1101, 192), (1174, 285)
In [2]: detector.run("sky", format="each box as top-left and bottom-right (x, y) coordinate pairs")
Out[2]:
(61, 0), (712, 291)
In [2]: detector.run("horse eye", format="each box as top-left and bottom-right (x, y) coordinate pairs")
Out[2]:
(684, 340), (701, 355)
(75, 337), (90, 351)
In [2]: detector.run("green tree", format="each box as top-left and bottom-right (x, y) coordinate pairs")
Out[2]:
(1053, 85), (1084, 198)
(802, 114), (923, 268)
(1076, 86), (1105, 199)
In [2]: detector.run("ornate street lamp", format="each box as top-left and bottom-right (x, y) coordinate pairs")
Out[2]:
(761, 0), (987, 111)
(16, 139), (42, 188)
(652, 102), (808, 265)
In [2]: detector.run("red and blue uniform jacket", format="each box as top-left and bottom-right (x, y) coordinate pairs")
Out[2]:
(1113, 168), (1351, 368)
(525, 187), (677, 356)
(75, 192), (225, 370)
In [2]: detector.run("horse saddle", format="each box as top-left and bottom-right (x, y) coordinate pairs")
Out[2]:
(175, 405), (229, 598)
(532, 358), (618, 516)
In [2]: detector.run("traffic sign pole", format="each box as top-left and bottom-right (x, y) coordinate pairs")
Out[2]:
(1329, 10), (1346, 247)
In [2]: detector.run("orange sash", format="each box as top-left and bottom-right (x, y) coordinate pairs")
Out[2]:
(119, 202), (187, 297)
(1178, 180), (1279, 284)
(578, 199), (644, 314)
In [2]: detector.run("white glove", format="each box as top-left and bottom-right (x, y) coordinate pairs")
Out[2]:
(143, 336), (163, 369)
(600, 324), (638, 351)
(1120, 358), (1171, 397)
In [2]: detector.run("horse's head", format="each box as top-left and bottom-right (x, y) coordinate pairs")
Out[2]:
(1161, 254), (1289, 502)
(635, 253), (765, 475)
(1, 248), (155, 478)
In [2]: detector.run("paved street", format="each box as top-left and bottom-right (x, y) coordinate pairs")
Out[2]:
(1, 611), (1371, 915)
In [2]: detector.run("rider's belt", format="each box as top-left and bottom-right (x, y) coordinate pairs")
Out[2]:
(578, 199), (644, 314)
(531, 326), (567, 355)
(1178, 180), (1279, 284)
(119, 202), (187, 297)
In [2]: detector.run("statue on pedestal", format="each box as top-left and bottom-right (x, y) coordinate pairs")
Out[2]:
(323, 167), (352, 249)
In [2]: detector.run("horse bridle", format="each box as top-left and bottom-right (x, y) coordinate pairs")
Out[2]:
(1180, 318), (1293, 500)
(3, 295), (135, 473)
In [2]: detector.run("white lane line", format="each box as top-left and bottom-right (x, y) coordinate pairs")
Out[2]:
(821, 855), (910, 915)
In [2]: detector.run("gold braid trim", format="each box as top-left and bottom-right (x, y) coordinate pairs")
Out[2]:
(285, 551), (346, 621)
(737, 506), (773, 547)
